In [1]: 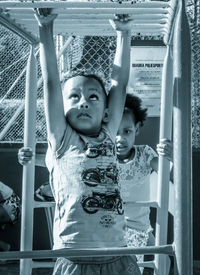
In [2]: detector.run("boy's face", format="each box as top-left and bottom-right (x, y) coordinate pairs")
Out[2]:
(116, 109), (139, 160)
(62, 76), (107, 135)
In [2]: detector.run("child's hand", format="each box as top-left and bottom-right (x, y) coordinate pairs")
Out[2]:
(109, 14), (132, 32)
(157, 138), (173, 162)
(18, 147), (34, 166)
(34, 8), (57, 27)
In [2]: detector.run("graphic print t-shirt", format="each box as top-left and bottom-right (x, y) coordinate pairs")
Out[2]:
(46, 125), (126, 249)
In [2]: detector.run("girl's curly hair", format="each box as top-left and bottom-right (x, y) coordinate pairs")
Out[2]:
(125, 93), (148, 127)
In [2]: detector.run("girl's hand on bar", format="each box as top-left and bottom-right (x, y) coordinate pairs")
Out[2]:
(18, 147), (34, 165)
(157, 138), (173, 162)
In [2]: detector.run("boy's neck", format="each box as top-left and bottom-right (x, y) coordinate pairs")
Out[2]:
(76, 126), (102, 138)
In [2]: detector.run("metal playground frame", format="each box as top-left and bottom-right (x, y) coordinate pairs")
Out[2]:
(0, 1), (192, 275)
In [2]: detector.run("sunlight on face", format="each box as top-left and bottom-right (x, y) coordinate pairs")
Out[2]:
(62, 76), (107, 135)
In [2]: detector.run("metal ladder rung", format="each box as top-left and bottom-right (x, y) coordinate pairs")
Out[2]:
(138, 260), (155, 269)
(32, 259), (155, 269)
(32, 260), (55, 268)
(124, 201), (158, 208)
(34, 200), (55, 208)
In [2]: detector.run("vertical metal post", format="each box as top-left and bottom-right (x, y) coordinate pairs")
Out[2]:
(155, 45), (173, 275)
(20, 45), (37, 275)
(173, 0), (192, 274)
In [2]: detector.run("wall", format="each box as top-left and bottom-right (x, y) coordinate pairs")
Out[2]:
(135, 117), (160, 149)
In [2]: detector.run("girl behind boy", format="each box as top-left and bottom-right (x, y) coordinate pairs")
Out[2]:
(29, 9), (141, 275)
(116, 93), (173, 268)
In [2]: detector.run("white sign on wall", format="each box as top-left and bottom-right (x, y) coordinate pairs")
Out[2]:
(127, 46), (166, 117)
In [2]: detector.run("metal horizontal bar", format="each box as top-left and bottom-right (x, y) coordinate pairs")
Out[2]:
(27, 28), (165, 37)
(54, 7), (169, 15)
(32, 261), (55, 268)
(163, 0), (178, 44)
(50, 24), (165, 30)
(0, 12), (38, 44)
(34, 200), (158, 209)
(4, 7), (169, 15)
(23, 21), (166, 28)
(10, 13), (168, 21)
(27, 21), (166, 29)
(138, 260), (155, 268)
(56, 32), (164, 37)
(2, 10), (168, 37)
(0, 245), (175, 260)
(124, 201), (158, 208)
(34, 201), (55, 208)
(0, 1), (170, 9)
(0, 1), (175, 46)
(15, 18), (168, 25)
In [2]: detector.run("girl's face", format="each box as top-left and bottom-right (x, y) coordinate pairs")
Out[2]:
(62, 76), (108, 135)
(116, 109), (140, 160)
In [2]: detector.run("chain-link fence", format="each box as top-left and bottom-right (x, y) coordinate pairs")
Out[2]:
(187, 0), (200, 149)
(0, 25), (116, 142)
(0, 25), (29, 142)
(0, 0), (200, 148)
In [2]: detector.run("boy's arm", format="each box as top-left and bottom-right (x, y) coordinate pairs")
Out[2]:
(36, 9), (67, 151)
(107, 16), (132, 136)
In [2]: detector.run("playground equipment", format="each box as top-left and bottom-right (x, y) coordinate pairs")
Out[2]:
(0, 1), (192, 275)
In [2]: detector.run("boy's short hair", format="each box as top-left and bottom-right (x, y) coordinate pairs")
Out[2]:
(62, 70), (107, 97)
(125, 93), (148, 126)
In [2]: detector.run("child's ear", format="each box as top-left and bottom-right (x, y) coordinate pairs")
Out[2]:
(102, 108), (110, 123)
(135, 122), (141, 136)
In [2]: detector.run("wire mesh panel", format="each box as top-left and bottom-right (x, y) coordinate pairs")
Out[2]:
(0, 24), (116, 142)
(61, 35), (116, 90)
(0, 24), (28, 142)
(0, 24), (46, 142)
(187, 0), (200, 149)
